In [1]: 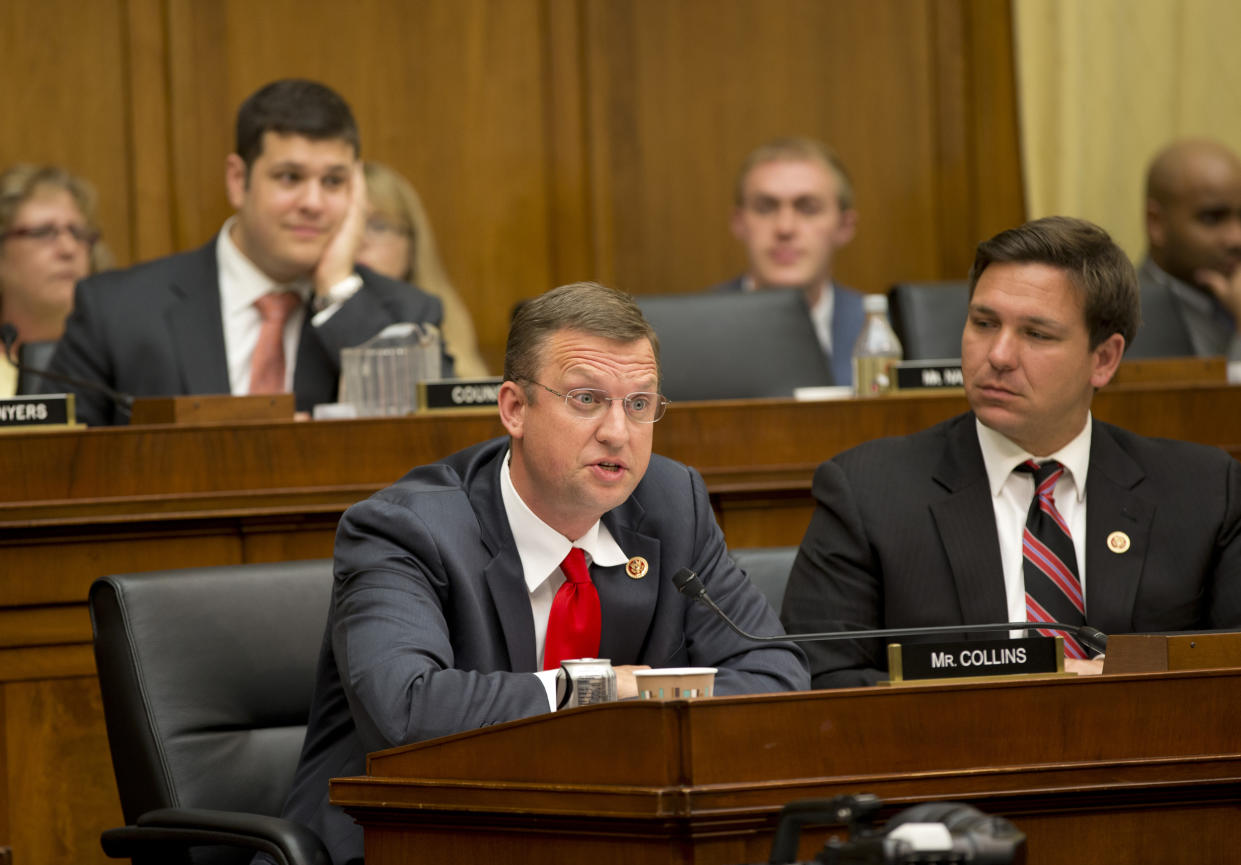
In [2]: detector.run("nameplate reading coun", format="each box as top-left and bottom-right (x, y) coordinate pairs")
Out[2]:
(0, 394), (76, 431)
(886, 635), (1065, 684)
(418, 377), (502, 413)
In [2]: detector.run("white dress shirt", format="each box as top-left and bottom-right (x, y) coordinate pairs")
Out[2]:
(216, 217), (361, 394)
(976, 416), (1092, 624)
(499, 449), (629, 709)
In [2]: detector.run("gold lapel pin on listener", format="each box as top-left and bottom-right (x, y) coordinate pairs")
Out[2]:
(626, 557), (649, 579)
(1106, 531), (1131, 554)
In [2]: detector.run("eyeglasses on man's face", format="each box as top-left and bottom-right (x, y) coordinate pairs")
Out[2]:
(526, 380), (669, 423)
(1, 223), (99, 246)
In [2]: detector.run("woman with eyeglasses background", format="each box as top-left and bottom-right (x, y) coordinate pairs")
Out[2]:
(0, 164), (112, 397)
(355, 161), (488, 377)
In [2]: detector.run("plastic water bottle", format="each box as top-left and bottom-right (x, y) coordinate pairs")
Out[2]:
(852, 294), (903, 396)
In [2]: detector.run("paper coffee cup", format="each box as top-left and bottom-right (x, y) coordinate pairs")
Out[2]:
(633, 667), (717, 699)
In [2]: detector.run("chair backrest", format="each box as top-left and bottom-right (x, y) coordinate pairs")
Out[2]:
(887, 280), (970, 361)
(635, 289), (833, 400)
(16, 339), (57, 394)
(89, 560), (333, 832)
(730, 546), (798, 611)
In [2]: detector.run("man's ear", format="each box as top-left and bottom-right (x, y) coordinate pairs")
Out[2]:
(1090, 332), (1126, 389)
(225, 154), (248, 211)
(833, 207), (858, 248)
(1146, 198), (1166, 250)
(729, 205), (748, 243)
(497, 380), (527, 439)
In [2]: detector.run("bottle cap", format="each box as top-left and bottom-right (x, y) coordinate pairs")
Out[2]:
(862, 294), (889, 314)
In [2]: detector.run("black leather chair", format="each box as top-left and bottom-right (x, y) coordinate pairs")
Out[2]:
(887, 280), (970, 361)
(16, 339), (57, 394)
(635, 289), (834, 399)
(89, 560), (335, 865)
(730, 546), (798, 611)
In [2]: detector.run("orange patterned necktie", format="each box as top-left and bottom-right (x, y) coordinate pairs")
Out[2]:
(249, 291), (301, 394)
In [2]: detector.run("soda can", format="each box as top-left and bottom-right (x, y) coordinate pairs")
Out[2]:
(556, 658), (617, 709)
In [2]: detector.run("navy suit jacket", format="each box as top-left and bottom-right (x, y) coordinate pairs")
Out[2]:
(48, 236), (446, 425)
(782, 413), (1241, 689)
(281, 438), (809, 865)
(709, 276), (865, 385)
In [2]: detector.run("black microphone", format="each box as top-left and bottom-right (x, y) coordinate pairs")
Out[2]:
(2, 323), (133, 419)
(672, 568), (1109, 655)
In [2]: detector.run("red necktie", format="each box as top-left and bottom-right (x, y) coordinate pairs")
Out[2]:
(543, 547), (601, 670)
(1017, 459), (1088, 659)
(249, 291), (301, 394)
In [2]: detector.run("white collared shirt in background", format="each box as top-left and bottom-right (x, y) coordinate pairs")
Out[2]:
(216, 217), (361, 394)
(217, 218), (311, 394)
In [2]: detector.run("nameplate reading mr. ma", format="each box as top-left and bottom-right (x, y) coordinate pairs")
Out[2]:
(887, 636), (1063, 683)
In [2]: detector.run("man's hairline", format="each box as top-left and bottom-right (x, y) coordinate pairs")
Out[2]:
(238, 130), (359, 182)
(737, 155), (853, 211)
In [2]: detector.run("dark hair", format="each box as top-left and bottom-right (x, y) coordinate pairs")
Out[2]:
(968, 216), (1140, 350)
(235, 79), (359, 170)
(504, 282), (660, 389)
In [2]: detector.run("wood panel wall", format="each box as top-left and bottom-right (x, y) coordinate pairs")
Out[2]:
(0, 0), (1023, 373)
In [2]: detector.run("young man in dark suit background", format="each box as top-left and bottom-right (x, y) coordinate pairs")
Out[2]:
(708, 137), (864, 386)
(49, 78), (446, 424)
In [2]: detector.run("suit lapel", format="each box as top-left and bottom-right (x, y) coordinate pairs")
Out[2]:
(166, 240), (231, 395)
(1083, 422), (1151, 630)
(929, 416), (1010, 623)
(597, 503), (661, 662)
(469, 451), (539, 672)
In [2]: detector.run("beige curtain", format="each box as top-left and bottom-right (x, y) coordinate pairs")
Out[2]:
(1013, 0), (1241, 261)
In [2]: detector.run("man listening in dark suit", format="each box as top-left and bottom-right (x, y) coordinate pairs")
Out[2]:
(277, 281), (809, 865)
(49, 78), (447, 425)
(1127, 138), (1241, 373)
(707, 137), (864, 386)
(782, 216), (1241, 690)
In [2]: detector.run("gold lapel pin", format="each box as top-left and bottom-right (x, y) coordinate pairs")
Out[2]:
(626, 556), (649, 579)
(1106, 531), (1131, 554)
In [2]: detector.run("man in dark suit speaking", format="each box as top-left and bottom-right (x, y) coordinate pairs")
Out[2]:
(49, 79), (445, 425)
(782, 216), (1241, 690)
(279, 281), (808, 865)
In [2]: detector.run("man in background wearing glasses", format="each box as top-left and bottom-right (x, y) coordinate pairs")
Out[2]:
(279, 281), (808, 865)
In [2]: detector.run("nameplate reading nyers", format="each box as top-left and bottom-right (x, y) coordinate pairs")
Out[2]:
(0, 394), (75, 429)
(418, 377), (502, 412)
(887, 636), (1063, 683)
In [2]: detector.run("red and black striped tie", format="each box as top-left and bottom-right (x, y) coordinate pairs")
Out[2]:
(1016, 459), (1088, 659)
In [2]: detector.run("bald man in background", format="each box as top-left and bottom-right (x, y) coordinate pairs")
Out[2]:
(1128, 138), (1241, 366)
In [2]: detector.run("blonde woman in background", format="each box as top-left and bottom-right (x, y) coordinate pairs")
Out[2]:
(0, 164), (112, 396)
(357, 161), (488, 377)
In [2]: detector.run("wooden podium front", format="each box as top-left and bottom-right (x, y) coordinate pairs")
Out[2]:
(332, 669), (1241, 865)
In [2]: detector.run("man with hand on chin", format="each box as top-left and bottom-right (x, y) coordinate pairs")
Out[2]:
(49, 78), (446, 425)
(782, 216), (1241, 690)
(278, 281), (807, 865)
